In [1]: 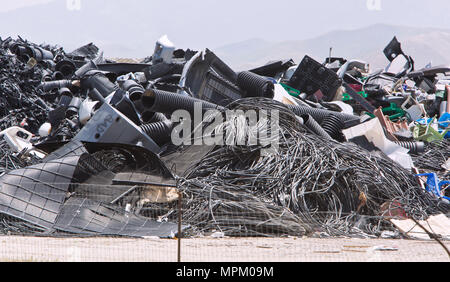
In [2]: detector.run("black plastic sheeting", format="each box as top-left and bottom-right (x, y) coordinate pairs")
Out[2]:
(54, 197), (183, 238)
(42, 140), (88, 162)
(0, 155), (80, 229)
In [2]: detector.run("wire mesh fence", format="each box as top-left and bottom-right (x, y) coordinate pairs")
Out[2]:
(0, 99), (449, 262)
(0, 182), (449, 262)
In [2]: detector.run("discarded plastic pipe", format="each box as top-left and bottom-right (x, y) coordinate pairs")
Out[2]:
(52, 71), (65, 81)
(88, 88), (107, 104)
(149, 112), (169, 123)
(80, 71), (118, 98)
(56, 60), (77, 77)
(237, 71), (274, 98)
(141, 89), (224, 116)
(140, 120), (173, 145)
(321, 114), (345, 141)
(286, 104), (359, 126)
(141, 111), (169, 124)
(394, 141), (425, 154)
(25, 46), (53, 62)
(41, 69), (53, 82)
(39, 80), (73, 92)
(301, 114), (332, 140)
(58, 87), (72, 97)
(66, 97), (83, 117)
(39, 60), (55, 69)
(121, 80), (145, 101)
(74, 60), (98, 78)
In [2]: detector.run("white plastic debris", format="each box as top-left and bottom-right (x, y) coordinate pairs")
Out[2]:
(0, 126), (46, 159)
(78, 98), (99, 125)
(210, 232), (225, 238)
(0, 126), (34, 152)
(152, 35), (175, 64)
(273, 84), (299, 106)
(38, 122), (52, 137)
(390, 214), (450, 240)
(343, 118), (414, 170)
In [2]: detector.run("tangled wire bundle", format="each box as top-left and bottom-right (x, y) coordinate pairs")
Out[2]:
(176, 98), (450, 237)
(412, 139), (450, 179)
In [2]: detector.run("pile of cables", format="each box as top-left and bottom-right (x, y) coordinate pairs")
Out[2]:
(412, 139), (450, 179)
(173, 98), (450, 237)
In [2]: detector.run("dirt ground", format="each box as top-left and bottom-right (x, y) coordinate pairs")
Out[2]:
(0, 236), (449, 262)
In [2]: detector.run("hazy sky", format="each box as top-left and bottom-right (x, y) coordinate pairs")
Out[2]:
(1, 0), (450, 54)
(0, 0), (54, 12)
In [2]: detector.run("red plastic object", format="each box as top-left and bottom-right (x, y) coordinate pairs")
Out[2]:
(349, 84), (362, 92)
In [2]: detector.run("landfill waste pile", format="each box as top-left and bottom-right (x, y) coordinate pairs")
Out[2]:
(0, 35), (448, 239)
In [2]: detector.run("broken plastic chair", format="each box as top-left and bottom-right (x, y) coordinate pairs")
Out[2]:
(415, 173), (450, 201)
(414, 117), (449, 142)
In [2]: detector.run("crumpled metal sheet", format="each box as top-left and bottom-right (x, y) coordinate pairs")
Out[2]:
(54, 197), (184, 238)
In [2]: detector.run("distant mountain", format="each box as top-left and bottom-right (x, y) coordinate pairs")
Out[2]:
(1, 1), (449, 73)
(214, 24), (450, 71)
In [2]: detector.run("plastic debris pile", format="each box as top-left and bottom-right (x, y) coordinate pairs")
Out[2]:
(0, 35), (448, 239)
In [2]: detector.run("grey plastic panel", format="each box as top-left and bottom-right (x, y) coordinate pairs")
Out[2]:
(54, 197), (184, 238)
(74, 103), (162, 155)
(43, 140), (88, 162)
(0, 155), (81, 229)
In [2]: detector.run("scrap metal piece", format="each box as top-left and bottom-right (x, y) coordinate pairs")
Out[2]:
(161, 145), (216, 178)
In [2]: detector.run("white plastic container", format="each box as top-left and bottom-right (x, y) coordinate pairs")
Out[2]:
(152, 35), (175, 64)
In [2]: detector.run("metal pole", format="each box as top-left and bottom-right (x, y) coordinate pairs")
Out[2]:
(177, 190), (182, 262)
(328, 47), (332, 64)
